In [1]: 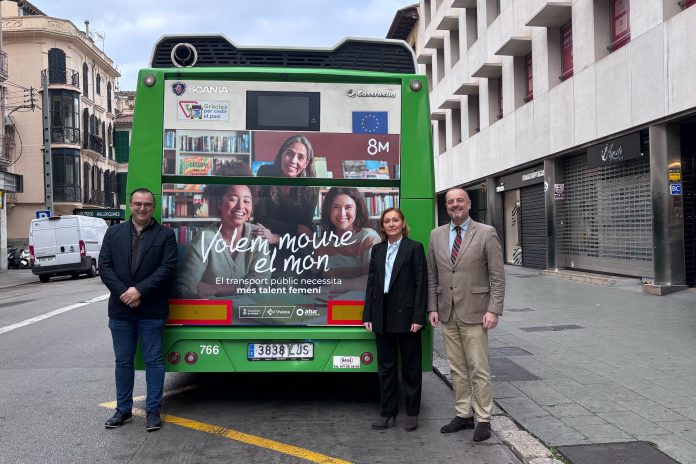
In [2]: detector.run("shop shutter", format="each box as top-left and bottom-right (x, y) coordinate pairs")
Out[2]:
(558, 153), (652, 277)
(683, 156), (695, 286)
(520, 183), (546, 269)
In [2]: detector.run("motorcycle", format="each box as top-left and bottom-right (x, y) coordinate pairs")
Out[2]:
(7, 247), (31, 269)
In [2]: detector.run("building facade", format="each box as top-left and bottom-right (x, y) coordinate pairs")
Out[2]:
(2, 0), (120, 245)
(415, 0), (696, 289)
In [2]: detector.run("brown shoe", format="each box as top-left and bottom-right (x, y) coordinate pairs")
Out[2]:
(473, 422), (491, 442)
(371, 415), (396, 430)
(404, 415), (418, 432)
(440, 416), (475, 433)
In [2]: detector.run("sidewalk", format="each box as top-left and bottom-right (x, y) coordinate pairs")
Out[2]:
(0, 269), (38, 289)
(434, 265), (696, 464)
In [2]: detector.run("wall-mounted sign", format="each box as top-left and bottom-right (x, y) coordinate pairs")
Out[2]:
(554, 183), (565, 200)
(670, 183), (682, 196)
(73, 208), (124, 219)
(495, 165), (544, 193)
(669, 168), (681, 182)
(587, 132), (643, 168)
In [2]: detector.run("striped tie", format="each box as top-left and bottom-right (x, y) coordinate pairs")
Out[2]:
(451, 226), (462, 264)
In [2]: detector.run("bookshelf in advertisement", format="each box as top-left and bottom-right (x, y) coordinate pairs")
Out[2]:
(163, 129), (252, 176)
(162, 185), (218, 246)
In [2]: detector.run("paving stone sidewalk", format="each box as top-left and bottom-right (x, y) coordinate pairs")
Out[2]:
(434, 266), (696, 464)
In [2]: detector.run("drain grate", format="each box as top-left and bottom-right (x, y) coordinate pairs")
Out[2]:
(520, 324), (584, 332)
(490, 347), (532, 357)
(490, 358), (539, 382)
(512, 274), (538, 278)
(506, 307), (535, 312)
(557, 441), (679, 464)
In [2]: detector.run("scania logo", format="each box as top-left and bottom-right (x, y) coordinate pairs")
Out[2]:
(346, 89), (397, 98)
(171, 82), (186, 95)
(188, 85), (230, 94)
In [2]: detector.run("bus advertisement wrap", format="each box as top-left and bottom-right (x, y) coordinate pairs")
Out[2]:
(164, 184), (398, 326)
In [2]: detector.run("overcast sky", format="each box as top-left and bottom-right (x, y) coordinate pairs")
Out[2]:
(41, 0), (410, 91)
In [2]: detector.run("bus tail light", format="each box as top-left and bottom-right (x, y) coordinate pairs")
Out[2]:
(361, 352), (374, 365)
(167, 352), (181, 365)
(184, 352), (198, 364)
(79, 240), (86, 257)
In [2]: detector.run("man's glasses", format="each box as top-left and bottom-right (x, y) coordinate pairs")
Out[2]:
(131, 202), (154, 209)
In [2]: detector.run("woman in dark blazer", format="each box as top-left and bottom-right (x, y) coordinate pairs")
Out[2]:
(363, 207), (428, 432)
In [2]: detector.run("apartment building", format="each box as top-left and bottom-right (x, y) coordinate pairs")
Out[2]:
(1, 0), (121, 245)
(414, 0), (696, 291)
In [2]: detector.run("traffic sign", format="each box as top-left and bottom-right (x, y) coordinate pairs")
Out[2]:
(36, 210), (51, 219)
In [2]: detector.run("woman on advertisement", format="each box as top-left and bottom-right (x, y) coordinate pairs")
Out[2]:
(175, 165), (271, 298)
(315, 187), (380, 292)
(363, 207), (427, 432)
(252, 135), (319, 245)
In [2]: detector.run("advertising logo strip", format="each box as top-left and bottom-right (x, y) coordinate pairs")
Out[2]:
(168, 299), (232, 325)
(327, 300), (364, 325)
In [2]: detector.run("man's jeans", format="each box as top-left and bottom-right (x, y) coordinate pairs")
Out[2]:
(108, 318), (166, 415)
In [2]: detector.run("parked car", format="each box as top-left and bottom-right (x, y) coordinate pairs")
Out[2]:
(29, 215), (109, 283)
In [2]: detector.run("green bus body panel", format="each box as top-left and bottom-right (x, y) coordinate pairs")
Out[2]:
(129, 65), (434, 373)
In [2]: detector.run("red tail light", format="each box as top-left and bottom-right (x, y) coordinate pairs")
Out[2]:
(79, 240), (86, 257)
(29, 245), (35, 259)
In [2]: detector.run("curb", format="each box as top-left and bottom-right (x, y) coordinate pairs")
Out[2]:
(433, 351), (564, 464)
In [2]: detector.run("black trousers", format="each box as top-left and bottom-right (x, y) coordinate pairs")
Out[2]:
(375, 330), (423, 417)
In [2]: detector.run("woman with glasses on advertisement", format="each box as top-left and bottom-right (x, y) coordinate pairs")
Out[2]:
(362, 207), (427, 432)
(252, 135), (319, 245)
(174, 164), (271, 298)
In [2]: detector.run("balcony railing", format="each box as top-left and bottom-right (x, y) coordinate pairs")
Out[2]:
(54, 185), (82, 203)
(88, 134), (105, 155)
(51, 127), (81, 145)
(41, 67), (80, 89)
(0, 51), (8, 80)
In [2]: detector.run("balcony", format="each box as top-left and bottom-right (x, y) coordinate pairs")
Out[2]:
(51, 127), (81, 145)
(54, 185), (82, 203)
(88, 134), (105, 155)
(0, 51), (8, 80)
(41, 67), (80, 89)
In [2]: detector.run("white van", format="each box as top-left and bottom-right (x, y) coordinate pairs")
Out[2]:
(29, 215), (109, 283)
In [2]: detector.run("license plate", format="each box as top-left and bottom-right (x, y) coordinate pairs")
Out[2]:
(247, 342), (313, 361)
(36, 257), (55, 266)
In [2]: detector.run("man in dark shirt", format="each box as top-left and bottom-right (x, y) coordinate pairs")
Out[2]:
(99, 188), (177, 432)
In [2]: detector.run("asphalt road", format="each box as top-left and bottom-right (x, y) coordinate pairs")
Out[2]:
(0, 276), (521, 464)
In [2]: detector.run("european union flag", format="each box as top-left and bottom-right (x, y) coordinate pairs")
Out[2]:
(352, 111), (388, 134)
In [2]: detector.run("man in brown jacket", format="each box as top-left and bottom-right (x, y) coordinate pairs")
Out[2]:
(427, 188), (505, 442)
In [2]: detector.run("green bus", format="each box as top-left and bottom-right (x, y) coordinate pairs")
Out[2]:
(128, 35), (434, 372)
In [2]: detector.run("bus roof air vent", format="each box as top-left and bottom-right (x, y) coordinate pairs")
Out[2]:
(150, 35), (416, 74)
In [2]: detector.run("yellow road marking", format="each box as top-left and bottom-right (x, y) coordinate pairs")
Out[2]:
(99, 402), (351, 464)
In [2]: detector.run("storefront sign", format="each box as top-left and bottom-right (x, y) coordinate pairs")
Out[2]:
(587, 132), (643, 168)
(74, 208), (125, 219)
(669, 168), (681, 182)
(495, 165), (544, 192)
(554, 184), (565, 200)
(670, 183), (682, 196)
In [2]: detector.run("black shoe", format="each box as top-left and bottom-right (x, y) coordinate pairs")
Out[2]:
(440, 416), (475, 433)
(404, 415), (418, 432)
(104, 410), (132, 429)
(371, 415), (396, 430)
(473, 422), (491, 442)
(146, 413), (162, 432)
